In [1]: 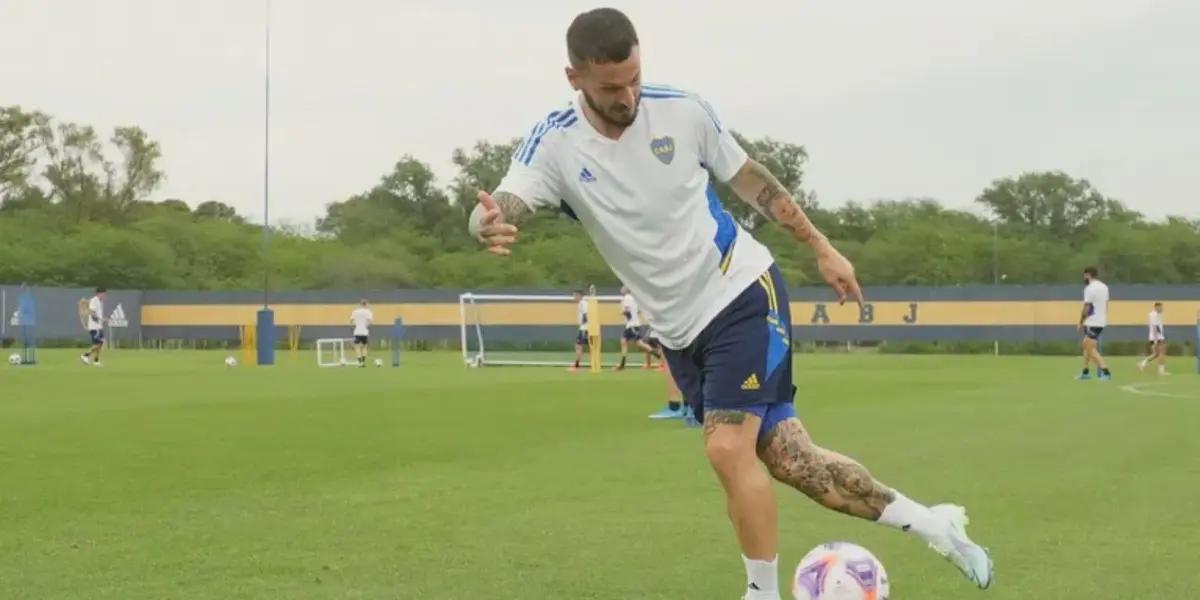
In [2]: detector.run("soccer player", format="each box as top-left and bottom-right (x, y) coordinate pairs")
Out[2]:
(647, 328), (689, 420)
(1078, 266), (1112, 381)
(350, 299), (374, 368)
(572, 289), (588, 371)
(617, 285), (656, 370)
(1138, 302), (1169, 375)
(80, 287), (106, 367)
(468, 9), (992, 597)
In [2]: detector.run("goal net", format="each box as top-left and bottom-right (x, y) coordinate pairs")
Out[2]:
(316, 338), (359, 367)
(460, 292), (637, 368)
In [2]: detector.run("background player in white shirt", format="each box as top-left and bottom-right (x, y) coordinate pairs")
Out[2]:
(468, 9), (991, 597)
(1078, 266), (1112, 381)
(1138, 302), (1169, 375)
(350, 299), (374, 368)
(80, 287), (106, 367)
(571, 289), (589, 371)
(617, 285), (656, 371)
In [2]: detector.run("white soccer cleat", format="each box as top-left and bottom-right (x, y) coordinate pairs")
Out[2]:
(80, 354), (91, 365)
(927, 504), (993, 589)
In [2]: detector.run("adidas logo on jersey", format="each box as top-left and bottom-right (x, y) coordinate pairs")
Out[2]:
(579, 167), (596, 183)
(741, 373), (760, 391)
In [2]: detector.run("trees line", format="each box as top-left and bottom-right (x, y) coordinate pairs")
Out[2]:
(2, 106), (1198, 291)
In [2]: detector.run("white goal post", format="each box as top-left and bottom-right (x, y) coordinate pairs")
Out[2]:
(316, 338), (359, 367)
(460, 292), (628, 367)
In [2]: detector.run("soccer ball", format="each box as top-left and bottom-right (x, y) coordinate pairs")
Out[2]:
(792, 542), (890, 600)
(373, 358), (383, 368)
(7, 353), (21, 366)
(224, 356), (238, 368)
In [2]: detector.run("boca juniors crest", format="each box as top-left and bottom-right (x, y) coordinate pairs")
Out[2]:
(650, 136), (675, 164)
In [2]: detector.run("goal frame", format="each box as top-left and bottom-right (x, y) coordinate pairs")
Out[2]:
(316, 337), (359, 368)
(459, 292), (624, 368)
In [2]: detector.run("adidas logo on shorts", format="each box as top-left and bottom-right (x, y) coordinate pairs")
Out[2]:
(741, 373), (760, 391)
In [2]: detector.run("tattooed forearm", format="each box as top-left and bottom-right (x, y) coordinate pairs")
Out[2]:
(757, 419), (895, 520)
(490, 191), (532, 224)
(733, 160), (827, 248)
(751, 167), (788, 215)
(702, 409), (748, 438)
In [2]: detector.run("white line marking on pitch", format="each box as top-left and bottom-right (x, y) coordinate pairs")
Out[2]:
(1120, 382), (1200, 400)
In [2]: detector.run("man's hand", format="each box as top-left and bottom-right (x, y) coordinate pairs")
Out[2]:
(814, 242), (864, 309)
(472, 191), (520, 256)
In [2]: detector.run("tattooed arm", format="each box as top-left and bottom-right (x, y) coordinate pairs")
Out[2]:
(726, 159), (865, 307)
(727, 159), (828, 250)
(469, 190), (533, 256)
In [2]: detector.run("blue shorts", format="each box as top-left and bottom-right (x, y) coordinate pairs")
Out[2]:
(575, 330), (589, 346)
(622, 326), (644, 342)
(89, 329), (105, 345)
(663, 264), (795, 442)
(1084, 326), (1104, 340)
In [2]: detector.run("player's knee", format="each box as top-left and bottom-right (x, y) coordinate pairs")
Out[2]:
(704, 431), (755, 472)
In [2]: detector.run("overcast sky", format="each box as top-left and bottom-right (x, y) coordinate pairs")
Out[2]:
(2, 0), (1196, 227)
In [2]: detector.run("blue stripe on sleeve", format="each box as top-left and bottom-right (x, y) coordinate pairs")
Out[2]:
(519, 108), (576, 165)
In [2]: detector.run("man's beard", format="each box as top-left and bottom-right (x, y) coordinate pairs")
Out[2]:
(583, 89), (638, 128)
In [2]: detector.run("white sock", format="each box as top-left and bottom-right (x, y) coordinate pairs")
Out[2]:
(1159, 365), (1167, 374)
(877, 491), (943, 542)
(742, 554), (779, 597)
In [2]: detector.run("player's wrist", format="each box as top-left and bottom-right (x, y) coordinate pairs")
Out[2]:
(808, 234), (834, 254)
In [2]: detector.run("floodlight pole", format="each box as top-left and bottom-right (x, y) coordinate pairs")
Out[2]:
(991, 221), (999, 286)
(262, 0), (272, 309)
(256, 0), (277, 366)
(992, 220), (999, 357)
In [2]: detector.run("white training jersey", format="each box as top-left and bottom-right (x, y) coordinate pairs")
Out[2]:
(495, 84), (773, 349)
(621, 293), (641, 328)
(577, 299), (589, 331)
(87, 296), (103, 331)
(1083, 280), (1109, 328)
(1148, 310), (1165, 340)
(351, 307), (373, 336)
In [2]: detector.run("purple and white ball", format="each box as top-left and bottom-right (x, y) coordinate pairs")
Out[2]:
(792, 542), (890, 600)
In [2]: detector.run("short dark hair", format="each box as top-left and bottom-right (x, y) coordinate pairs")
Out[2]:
(96, 287), (107, 293)
(1083, 266), (1099, 278)
(566, 8), (639, 67)
(1154, 301), (1163, 307)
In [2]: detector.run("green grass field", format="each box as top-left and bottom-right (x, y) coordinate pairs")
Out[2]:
(2, 350), (1198, 599)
